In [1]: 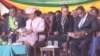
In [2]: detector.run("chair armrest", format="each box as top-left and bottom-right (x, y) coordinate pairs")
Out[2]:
(36, 32), (47, 43)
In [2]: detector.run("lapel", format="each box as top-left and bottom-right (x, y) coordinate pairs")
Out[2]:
(59, 15), (62, 25)
(58, 14), (71, 28)
(15, 16), (18, 22)
(16, 16), (21, 24)
(60, 15), (69, 26)
(76, 17), (81, 26)
(64, 15), (69, 26)
(81, 14), (89, 27)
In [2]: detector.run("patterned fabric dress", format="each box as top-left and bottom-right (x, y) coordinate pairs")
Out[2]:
(17, 17), (45, 46)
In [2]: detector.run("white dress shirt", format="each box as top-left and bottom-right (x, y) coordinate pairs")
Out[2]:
(78, 13), (88, 28)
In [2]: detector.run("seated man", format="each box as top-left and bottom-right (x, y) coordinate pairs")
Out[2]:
(1, 6), (26, 42)
(48, 4), (74, 47)
(69, 6), (99, 56)
(0, 12), (5, 36)
(89, 8), (100, 56)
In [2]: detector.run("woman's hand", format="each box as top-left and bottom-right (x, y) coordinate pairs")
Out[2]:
(27, 29), (33, 34)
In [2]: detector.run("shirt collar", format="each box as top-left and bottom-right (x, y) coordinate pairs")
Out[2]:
(81, 13), (88, 20)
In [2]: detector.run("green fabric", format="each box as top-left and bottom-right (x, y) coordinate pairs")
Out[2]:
(9, 0), (95, 7)
(0, 45), (28, 56)
(8, 16), (16, 30)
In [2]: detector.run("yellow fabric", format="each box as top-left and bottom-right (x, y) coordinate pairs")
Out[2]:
(6, 0), (100, 13)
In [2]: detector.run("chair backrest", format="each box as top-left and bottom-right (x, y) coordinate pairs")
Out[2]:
(36, 14), (56, 43)
(44, 14), (56, 35)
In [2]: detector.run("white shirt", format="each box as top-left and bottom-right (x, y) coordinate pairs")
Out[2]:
(78, 13), (88, 28)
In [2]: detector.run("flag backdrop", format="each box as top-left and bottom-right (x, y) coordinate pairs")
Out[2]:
(2, 0), (100, 13)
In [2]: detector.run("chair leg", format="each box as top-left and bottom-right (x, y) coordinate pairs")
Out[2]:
(34, 46), (37, 56)
(68, 48), (72, 56)
(60, 49), (62, 56)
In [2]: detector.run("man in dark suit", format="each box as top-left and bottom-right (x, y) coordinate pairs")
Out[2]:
(48, 4), (74, 47)
(1, 6), (26, 42)
(69, 6), (99, 56)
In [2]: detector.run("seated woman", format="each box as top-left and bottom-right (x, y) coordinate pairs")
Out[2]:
(16, 7), (45, 56)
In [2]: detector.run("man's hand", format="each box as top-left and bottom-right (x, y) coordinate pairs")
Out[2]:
(7, 32), (13, 38)
(80, 31), (87, 37)
(67, 32), (75, 38)
(75, 31), (87, 38)
(54, 31), (59, 35)
(0, 32), (5, 37)
(96, 32), (100, 37)
(74, 32), (81, 38)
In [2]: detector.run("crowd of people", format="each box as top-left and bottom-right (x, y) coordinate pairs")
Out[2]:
(0, 4), (100, 56)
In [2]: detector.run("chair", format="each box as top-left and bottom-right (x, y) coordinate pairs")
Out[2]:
(68, 32), (95, 56)
(93, 32), (100, 56)
(33, 14), (52, 56)
(96, 45), (100, 56)
(33, 32), (48, 56)
(61, 36), (71, 56)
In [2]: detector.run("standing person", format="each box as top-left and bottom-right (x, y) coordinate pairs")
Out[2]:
(69, 6), (99, 56)
(48, 4), (74, 47)
(2, 6), (26, 42)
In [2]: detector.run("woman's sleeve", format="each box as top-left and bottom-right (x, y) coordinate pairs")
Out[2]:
(34, 18), (45, 32)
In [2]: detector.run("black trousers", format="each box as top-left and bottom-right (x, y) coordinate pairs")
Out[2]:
(2, 33), (17, 43)
(47, 35), (67, 47)
(69, 38), (92, 56)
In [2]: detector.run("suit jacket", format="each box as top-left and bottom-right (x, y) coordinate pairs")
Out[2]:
(0, 18), (4, 35)
(55, 14), (74, 34)
(74, 13), (99, 38)
(3, 15), (26, 35)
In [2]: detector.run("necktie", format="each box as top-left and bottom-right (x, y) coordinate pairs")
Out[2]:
(61, 17), (66, 26)
(61, 17), (66, 32)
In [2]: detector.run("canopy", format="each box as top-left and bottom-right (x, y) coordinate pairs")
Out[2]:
(2, 0), (100, 13)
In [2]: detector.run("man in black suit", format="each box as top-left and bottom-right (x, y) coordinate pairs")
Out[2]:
(1, 6), (26, 42)
(48, 4), (74, 47)
(69, 6), (99, 56)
